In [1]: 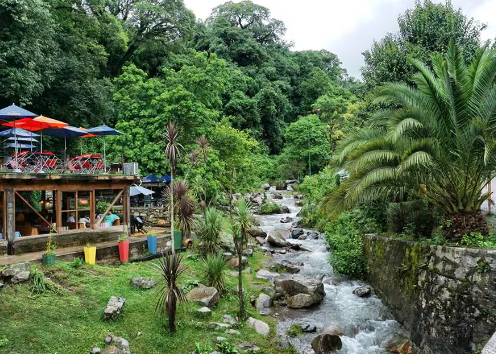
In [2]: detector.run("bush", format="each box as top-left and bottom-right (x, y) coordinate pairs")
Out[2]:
(461, 232), (496, 248)
(260, 201), (280, 214)
(387, 200), (437, 238)
(325, 212), (367, 279)
(201, 254), (227, 294)
(195, 207), (225, 255)
(31, 268), (60, 294)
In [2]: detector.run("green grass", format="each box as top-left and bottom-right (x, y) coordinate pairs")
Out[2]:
(0, 253), (295, 354)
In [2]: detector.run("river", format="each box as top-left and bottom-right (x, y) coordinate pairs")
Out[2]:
(256, 187), (407, 354)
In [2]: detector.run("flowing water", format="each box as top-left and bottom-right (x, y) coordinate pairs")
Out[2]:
(256, 187), (406, 354)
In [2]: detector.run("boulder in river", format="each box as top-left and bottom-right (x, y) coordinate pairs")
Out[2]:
(267, 233), (290, 247)
(274, 275), (325, 308)
(291, 228), (304, 238)
(261, 183), (270, 190)
(280, 206), (290, 213)
(275, 260), (301, 274)
(255, 236), (266, 245)
(273, 193), (283, 200)
(320, 325), (344, 336)
(311, 334), (342, 353)
(256, 269), (281, 282)
(247, 227), (267, 238)
(280, 216), (293, 223)
(275, 181), (288, 190)
(353, 286), (372, 298)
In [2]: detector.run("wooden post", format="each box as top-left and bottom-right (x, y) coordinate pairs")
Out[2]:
(90, 189), (96, 230)
(14, 191), (54, 231)
(5, 188), (15, 246)
(123, 186), (131, 236)
(56, 190), (62, 233)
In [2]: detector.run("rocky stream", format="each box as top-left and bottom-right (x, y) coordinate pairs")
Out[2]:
(254, 185), (410, 354)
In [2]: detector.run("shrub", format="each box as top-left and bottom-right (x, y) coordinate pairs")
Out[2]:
(286, 324), (303, 337)
(260, 201), (280, 214)
(31, 268), (60, 294)
(70, 257), (84, 268)
(195, 207), (225, 255)
(201, 254), (227, 294)
(325, 212), (367, 279)
(387, 200), (438, 238)
(461, 232), (496, 248)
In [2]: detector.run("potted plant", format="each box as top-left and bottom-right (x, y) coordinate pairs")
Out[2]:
(42, 234), (57, 266)
(147, 233), (158, 255)
(84, 242), (96, 265)
(118, 233), (129, 263)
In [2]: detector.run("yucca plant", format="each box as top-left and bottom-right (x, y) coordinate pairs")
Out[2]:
(324, 42), (496, 241)
(155, 252), (186, 333)
(201, 254), (227, 294)
(231, 198), (253, 320)
(195, 207), (225, 256)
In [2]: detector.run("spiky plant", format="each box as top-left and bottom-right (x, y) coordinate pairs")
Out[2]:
(195, 207), (225, 256)
(165, 121), (183, 253)
(198, 135), (209, 162)
(162, 180), (195, 239)
(324, 42), (496, 241)
(155, 252), (186, 333)
(201, 253), (227, 294)
(231, 198), (253, 320)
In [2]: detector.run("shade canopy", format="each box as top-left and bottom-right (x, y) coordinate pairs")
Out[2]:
(0, 104), (37, 120)
(130, 185), (155, 197)
(44, 125), (88, 138)
(3, 143), (36, 149)
(3, 115), (68, 131)
(86, 125), (123, 136)
(5, 137), (38, 142)
(142, 174), (160, 183)
(0, 128), (40, 138)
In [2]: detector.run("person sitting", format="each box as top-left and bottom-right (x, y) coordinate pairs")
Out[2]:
(79, 216), (91, 228)
(67, 214), (75, 223)
(104, 212), (120, 226)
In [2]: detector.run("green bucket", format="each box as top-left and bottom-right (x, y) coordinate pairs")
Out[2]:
(173, 230), (182, 250)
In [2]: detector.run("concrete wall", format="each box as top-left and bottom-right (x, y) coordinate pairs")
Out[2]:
(363, 235), (496, 354)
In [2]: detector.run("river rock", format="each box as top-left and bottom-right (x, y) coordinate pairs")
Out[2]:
(187, 285), (220, 307)
(298, 235), (307, 240)
(130, 277), (157, 289)
(228, 329), (241, 335)
(286, 179), (298, 185)
(1, 262), (30, 283)
(223, 314), (236, 324)
(275, 181), (288, 190)
(256, 269), (281, 281)
(274, 275), (325, 308)
(103, 296), (126, 321)
(299, 321), (318, 332)
(296, 200), (304, 207)
(353, 286), (371, 298)
(308, 231), (320, 239)
(321, 325), (344, 336)
(237, 343), (260, 352)
(255, 236), (266, 245)
(101, 346), (118, 354)
(227, 256), (248, 269)
(311, 334), (342, 353)
(280, 206), (290, 213)
(91, 348), (101, 354)
(197, 307), (212, 317)
(273, 193), (283, 200)
(275, 260), (301, 274)
(261, 183), (270, 190)
(384, 338), (413, 354)
(243, 248), (253, 256)
(209, 322), (231, 329)
(246, 317), (270, 335)
(247, 227), (267, 238)
(291, 228), (304, 238)
(223, 252), (234, 261)
(280, 216), (293, 223)
(256, 293), (272, 313)
(267, 233), (290, 247)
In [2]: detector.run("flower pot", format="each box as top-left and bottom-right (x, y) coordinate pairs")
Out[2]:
(118, 240), (130, 262)
(147, 235), (157, 255)
(173, 230), (182, 250)
(42, 253), (56, 266)
(84, 246), (96, 265)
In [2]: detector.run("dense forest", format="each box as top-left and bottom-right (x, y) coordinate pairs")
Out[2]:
(0, 0), (491, 198)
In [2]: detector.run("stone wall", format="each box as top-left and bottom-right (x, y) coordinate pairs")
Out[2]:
(130, 207), (167, 223)
(363, 235), (496, 354)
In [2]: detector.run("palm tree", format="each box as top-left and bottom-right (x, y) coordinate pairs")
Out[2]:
(165, 122), (183, 253)
(324, 43), (496, 241)
(231, 198), (253, 320)
(155, 252), (186, 334)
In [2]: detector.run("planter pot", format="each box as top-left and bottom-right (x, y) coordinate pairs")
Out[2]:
(84, 246), (96, 265)
(118, 240), (130, 262)
(173, 230), (182, 250)
(42, 253), (56, 266)
(147, 235), (158, 255)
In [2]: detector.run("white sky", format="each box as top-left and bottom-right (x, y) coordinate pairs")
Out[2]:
(183, 0), (496, 79)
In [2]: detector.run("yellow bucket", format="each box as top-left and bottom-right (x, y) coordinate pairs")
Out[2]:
(84, 246), (96, 265)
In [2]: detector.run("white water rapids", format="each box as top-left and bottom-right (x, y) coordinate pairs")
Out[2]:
(256, 187), (407, 354)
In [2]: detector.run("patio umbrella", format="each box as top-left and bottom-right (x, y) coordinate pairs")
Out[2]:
(0, 128), (40, 138)
(44, 126), (88, 170)
(78, 127), (97, 155)
(3, 115), (68, 152)
(0, 104), (38, 172)
(3, 143), (36, 149)
(5, 136), (39, 142)
(86, 125), (124, 172)
(130, 185), (155, 197)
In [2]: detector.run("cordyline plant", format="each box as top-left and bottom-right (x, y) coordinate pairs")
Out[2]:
(324, 42), (496, 242)
(162, 180), (195, 241)
(155, 252), (186, 334)
(165, 121), (183, 252)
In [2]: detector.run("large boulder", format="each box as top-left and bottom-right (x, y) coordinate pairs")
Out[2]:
(267, 233), (290, 248)
(103, 296), (126, 321)
(247, 227), (267, 238)
(227, 256), (248, 269)
(130, 277), (157, 289)
(280, 217), (293, 223)
(1, 262), (30, 283)
(275, 260), (301, 274)
(353, 286), (371, 298)
(321, 325), (344, 336)
(187, 285), (220, 307)
(274, 275), (325, 308)
(291, 228), (304, 239)
(256, 293), (272, 314)
(197, 307), (212, 318)
(273, 193), (283, 200)
(311, 334), (342, 353)
(275, 181), (288, 190)
(256, 269), (281, 282)
(261, 183), (270, 191)
(255, 236), (266, 245)
(280, 206), (290, 213)
(219, 232), (236, 253)
(246, 317), (270, 335)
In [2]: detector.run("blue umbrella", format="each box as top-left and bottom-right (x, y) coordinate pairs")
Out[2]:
(0, 104), (38, 172)
(161, 175), (172, 183)
(44, 126), (89, 171)
(142, 174), (160, 183)
(0, 128), (40, 138)
(4, 143), (36, 149)
(87, 125), (124, 172)
(5, 137), (39, 142)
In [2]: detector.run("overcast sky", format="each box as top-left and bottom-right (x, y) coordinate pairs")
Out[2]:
(183, 0), (496, 79)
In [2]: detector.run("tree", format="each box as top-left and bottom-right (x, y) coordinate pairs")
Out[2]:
(279, 115), (331, 178)
(165, 122), (182, 253)
(362, 0), (487, 86)
(231, 198), (253, 320)
(325, 43), (496, 241)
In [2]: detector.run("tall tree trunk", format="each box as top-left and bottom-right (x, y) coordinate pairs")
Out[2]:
(443, 210), (489, 242)
(170, 170), (175, 254)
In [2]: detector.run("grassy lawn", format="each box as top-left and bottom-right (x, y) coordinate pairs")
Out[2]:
(0, 252), (295, 354)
